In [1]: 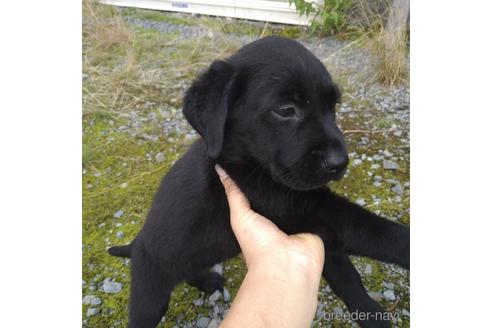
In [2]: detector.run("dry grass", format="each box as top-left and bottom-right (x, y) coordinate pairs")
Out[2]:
(350, 0), (409, 86)
(82, 0), (243, 115)
(372, 24), (408, 85)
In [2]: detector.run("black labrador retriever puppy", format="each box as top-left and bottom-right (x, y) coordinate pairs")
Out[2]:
(109, 35), (409, 328)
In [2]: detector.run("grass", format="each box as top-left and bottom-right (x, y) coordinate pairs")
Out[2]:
(82, 1), (409, 327)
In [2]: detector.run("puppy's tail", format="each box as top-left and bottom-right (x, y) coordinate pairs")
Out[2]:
(108, 243), (132, 258)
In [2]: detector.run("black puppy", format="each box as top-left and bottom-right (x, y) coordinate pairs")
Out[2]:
(109, 36), (409, 328)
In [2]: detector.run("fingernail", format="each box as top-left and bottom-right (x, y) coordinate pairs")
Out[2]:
(215, 164), (228, 178)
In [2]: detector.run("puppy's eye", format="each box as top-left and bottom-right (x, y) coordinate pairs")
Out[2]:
(273, 106), (297, 118)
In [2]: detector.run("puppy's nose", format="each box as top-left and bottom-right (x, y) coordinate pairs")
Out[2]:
(313, 150), (348, 175)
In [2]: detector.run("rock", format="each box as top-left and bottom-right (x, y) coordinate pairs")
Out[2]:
(364, 264), (373, 275)
(355, 198), (366, 206)
(370, 164), (380, 170)
(223, 288), (231, 302)
(383, 290), (396, 301)
(383, 160), (399, 170)
(209, 290), (222, 304)
(211, 263), (223, 275)
(155, 152), (165, 163)
(193, 298), (204, 306)
(316, 306), (325, 319)
(382, 281), (395, 289)
(391, 184), (404, 195)
(120, 182), (128, 188)
(102, 278), (122, 294)
(116, 231), (124, 239)
(113, 210), (124, 218)
(333, 307), (343, 316)
(383, 149), (393, 157)
(353, 159), (362, 166)
(213, 305), (220, 316)
(86, 307), (99, 317)
(374, 175), (383, 181)
(402, 309), (410, 317)
(340, 104), (352, 113)
(207, 318), (221, 328)
(83, 295), (102, 306)
(368, 291), (382, 302)
(196, 317), (211, 328)
(373, 181), (382, 187)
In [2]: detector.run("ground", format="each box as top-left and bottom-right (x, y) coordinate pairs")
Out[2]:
(83, 5), (409, 327)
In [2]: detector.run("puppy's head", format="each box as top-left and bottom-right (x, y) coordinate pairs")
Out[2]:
(184, 36), (348, 191)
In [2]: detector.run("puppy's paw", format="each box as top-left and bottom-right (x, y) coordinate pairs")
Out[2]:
(188, 271), (225, 294)
(199, 272), (225, 294)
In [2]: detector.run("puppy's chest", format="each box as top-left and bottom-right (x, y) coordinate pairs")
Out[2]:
(244, 188), (316, 230)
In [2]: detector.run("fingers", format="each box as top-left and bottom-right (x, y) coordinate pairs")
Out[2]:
(215, 165), (252, 217)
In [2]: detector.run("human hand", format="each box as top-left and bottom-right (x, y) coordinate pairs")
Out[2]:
(215, 165), (325, 328)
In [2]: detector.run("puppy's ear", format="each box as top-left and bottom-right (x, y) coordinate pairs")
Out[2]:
(183, 60), (239, 159)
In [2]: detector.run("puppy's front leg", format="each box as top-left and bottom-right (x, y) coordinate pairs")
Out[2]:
(323, 253), (390, 328)
(322, 194), (409, 269)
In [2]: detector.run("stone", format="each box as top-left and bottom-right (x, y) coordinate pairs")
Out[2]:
(207, 318), (221, 328)
(223, 288), (231, 302)
(383, 290), (396, 301)
(316, 306), (325, 319)
(193, 298), (204, 307)
(383, 160), (399, 170)
(370, 164), (380, 170)
(364, 264), (373, 275)
(113, 210), (124, 218)
(368, 291), (382, 302)
(382, 281), (395, 289)
(155, 152), (165, 163)
(402, 309), (410, 317)
(211, 263), (223, 275)
(383, 149), (393, 157)
(116, 231), (124, 239)
(102, 278), (122, 294)
(353, 159), (362, 166)
(196, 317), (211, 328)
(209, 290), (222, 304)
(83, 295), (102, 306)
(373, 181), (382, 187)
(333, 307), (343, 316)
(355, 198), (366, 206)
(374, 175), (383, 181)
(86, 308), (99, 317)
(391, 184), (404, 195)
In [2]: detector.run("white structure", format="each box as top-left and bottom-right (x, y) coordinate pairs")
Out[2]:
(100, 0), (310, 25)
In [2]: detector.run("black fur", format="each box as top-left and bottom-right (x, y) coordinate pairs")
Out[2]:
(109, 36), (409, 328)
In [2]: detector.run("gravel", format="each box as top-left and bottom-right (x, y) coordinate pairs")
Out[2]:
(113, 210), (124, 219)
(383, 290), (397, 301)
(83, 295), (102, 306)
(207, 318), (221, 328)
(155, 152), (165, 163)
(383, 160), (399, 170)
(208, 290), (222, 304)
(223, 288), (231, 302)
(86, 307), (99, 317)
(368, 291), (383, 302)
(355, 198), (366, 206)
(102, 278), (122, 294)
(196, 317), (211, 328)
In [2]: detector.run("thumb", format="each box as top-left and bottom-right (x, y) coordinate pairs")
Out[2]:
(215, 165), (253, 218)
